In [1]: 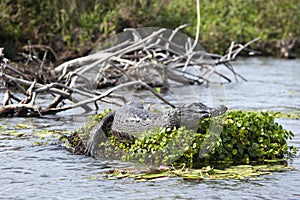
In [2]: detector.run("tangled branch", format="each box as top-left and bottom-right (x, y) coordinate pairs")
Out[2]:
(0, 25), (258, 117)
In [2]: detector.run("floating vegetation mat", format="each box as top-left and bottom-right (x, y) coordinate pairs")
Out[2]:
(58, 109), (299, 181)
(269, 110), (300, 120)
(0, 124), (71, 146)
(72, 110), (297, 167)
(1, 109), (298, 182)
(104, 164), (295, 182)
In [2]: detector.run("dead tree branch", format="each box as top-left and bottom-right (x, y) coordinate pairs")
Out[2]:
(0, 19), (258, 118)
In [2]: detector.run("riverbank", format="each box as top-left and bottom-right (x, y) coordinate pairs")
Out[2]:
(1, 0), (299, 62)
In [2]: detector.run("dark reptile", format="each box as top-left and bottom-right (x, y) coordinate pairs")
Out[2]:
(86, 102), (227, 157)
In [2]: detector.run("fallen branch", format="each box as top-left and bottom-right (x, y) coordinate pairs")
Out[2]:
(0, 2), (259, 118)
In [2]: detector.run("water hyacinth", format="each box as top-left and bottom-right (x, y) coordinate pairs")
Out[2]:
(187, 111), (296, 167)
(75, 109), (297, 168)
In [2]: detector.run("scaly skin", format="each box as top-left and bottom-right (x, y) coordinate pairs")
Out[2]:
(86, 102), (227, 157)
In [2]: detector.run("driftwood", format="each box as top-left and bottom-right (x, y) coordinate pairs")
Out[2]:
(0, 0), (259, 117)
(54, 28), (259, 88)
(0, 28), (258, 117)
(276, 37), (296, 59)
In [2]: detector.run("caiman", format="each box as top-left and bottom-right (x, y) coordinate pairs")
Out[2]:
(86, 102), (227, 157)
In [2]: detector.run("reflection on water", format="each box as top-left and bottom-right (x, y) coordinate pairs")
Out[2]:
(0, 58), (300, 199)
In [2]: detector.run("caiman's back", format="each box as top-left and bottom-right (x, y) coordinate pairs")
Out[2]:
(111, 104), (168, 142)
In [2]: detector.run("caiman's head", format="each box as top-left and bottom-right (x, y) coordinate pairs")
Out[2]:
(181, 102), (227, 118)
(173, 102), (227, 131)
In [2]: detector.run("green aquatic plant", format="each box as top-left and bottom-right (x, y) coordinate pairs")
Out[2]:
(269, 110), (300, 120)
(105, 164), (295, 182)
(0, 123), (72, 146)
(79, 108), (112, 140)
(192, 111), (296, 164)
(60, 109), (298, 181)
(77, 109), (297, 168)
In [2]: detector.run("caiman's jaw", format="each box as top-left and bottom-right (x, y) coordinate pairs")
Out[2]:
(182, 104), (227, 118)
(209, 105), (227, 117)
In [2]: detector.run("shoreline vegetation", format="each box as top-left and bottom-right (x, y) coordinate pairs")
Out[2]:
(1, 0), (299, 63)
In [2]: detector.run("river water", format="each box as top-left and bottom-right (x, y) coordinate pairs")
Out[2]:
(0, 57), (299, 199)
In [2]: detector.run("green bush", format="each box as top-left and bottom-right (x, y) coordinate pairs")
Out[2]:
(1, 0), (299, 59)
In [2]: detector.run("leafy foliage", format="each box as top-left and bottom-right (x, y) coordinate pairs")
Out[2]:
(81, 110), (297, 168)
(1, 0), (299, 59)
(79, 108), (112, 141)
(180, 111), (296, 167)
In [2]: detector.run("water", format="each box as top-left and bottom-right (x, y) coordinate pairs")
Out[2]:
(0, 57), (300, 199)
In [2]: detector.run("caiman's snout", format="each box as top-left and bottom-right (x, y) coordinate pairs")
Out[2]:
(183, 103), (227, 118)
(209, 105), (227, 117)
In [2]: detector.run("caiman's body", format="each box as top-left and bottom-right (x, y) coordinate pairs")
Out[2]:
(86, 102), (227, 157)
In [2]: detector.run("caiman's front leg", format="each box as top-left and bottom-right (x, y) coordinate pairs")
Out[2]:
(85, 111), (115, 157)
